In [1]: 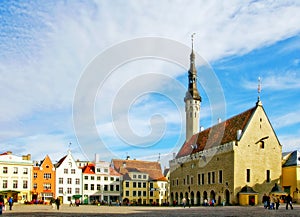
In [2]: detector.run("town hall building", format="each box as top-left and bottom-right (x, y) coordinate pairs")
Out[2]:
(169, 38), (282, 205)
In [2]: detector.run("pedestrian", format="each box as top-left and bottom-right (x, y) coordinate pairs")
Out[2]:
(275, 196), (280, 210)
(0, 195), (4, 215)
(187, 198), (191, 208)
(8, 197), (13, 210)
(269, 194), (275, 210)
(55, 197), (60, 210)
(182, 197), (186, 208)
(285, 194), (293, 210)
(262, 193), (268, 209)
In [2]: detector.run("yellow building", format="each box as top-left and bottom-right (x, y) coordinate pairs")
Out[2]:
(170, 100), (282, 206)
(112, 157), (168, 205)
(282, 150), (300, 202)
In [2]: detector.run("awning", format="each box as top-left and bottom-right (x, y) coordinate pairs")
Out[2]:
(0, 190), (20, 194)
(72, 195), (82, 199)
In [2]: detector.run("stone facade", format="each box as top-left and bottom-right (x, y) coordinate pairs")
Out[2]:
(169, 102), (282, 205)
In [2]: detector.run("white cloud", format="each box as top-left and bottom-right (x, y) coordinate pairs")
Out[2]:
(1, 1), (300, 161)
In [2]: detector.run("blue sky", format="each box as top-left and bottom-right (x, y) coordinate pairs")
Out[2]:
(0, 1), (300, 167)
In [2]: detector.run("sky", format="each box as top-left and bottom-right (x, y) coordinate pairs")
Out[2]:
(0, 0), (300, 168)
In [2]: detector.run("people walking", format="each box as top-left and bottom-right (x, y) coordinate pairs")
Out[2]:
(8, 197), (13, 210)
(285, 194), (293, 210)
(0, 195), (4, 215)
(55, 197), (60, 210)
(182, 197), (186, 208)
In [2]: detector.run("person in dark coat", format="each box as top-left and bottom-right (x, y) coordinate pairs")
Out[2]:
(286, 194), (293, 210)
(0, 195), (4, 215)
(55, 197), (61, 210)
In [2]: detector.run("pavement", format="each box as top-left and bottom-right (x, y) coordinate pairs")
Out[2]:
(1, 204), (300, 217)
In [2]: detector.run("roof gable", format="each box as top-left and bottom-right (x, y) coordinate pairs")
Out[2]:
(283, 150), (300, 167)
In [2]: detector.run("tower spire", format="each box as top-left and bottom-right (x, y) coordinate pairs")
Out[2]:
(184, 34), (201, 142)
(256, 77), (263, 106)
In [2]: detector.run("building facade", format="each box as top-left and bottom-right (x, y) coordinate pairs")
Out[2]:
(0, 151), (33, 203)
(282, 150), (300, 202)
(32, 155), (56, 202)
(55, 150), (82, 204)
(81, 156), (122, 204)
(112, 157), (168, 205)
(169, 42), (282, 206)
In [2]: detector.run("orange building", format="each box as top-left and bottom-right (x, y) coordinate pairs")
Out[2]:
(32, 155), (56, 203)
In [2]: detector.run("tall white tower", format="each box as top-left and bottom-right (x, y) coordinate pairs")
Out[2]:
(184, 35), (201, 142)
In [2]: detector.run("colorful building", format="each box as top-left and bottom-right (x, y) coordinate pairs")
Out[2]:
(282, 150), (300, 202)
(32, 155), (56, 203)
(0, 151), (33, 203)
(81, 156), (122, 204)
(112, 157), (168, 205)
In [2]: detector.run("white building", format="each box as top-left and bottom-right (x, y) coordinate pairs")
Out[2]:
(55, 150), (82, 204)
(82, 154), (122, 204)
(0, 151), (33, 203)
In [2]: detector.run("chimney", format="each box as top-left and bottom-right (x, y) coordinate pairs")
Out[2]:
(95, 154), (100, 163)
(22, 154), (31, 160)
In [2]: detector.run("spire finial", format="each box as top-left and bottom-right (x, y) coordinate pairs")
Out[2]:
(257, 76), (261, 101)
(191, 33), (196, 50)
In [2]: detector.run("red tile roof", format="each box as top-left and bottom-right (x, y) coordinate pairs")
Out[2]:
(176, 106), (256, 158)
(82, 163), (95, 174)
(112, 159), (164, 181)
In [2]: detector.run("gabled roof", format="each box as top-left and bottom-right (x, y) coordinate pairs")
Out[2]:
(176, 106), (256, 158)
(112, 159), (164, 181)
(282, 150), (300, 167)
(55, 155), (67, 168)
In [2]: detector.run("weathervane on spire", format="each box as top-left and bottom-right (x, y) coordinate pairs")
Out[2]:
(257, 77), (261, 101)
(191, 33), (196, 50)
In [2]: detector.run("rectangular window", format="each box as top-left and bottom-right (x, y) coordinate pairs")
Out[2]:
(125, 182), (129, 188)
(75, 178), (80, 185)
(208, 172), (211, 184)
(67, 178), (72, 184)
(75, 188), (80, 194)
(43, 183), (51, 190)
(150, 182), (153, 189)
(44, 173), (51, 179)
(84, 184), (88, 190)
(246, 169), (250, 182)
(64, 169), (68, 174)
(110, 177), (114, 181)
(13, 180), (18, 188)
(104, 185), (108, 191)
(201, 174), (205, 185)
(191, 176), (194, 185)
(104, 177), (108, 181)
(71, 169), (75, 174)
(219, 170), (223, 183)
(116, 177), (120, 181)
(143, 191), (146, 196)
(143, 175), (147, 179)
(266, 170), (270, 183)
(138, 191), (141, 196)
(133, 182), (137, 188)
(198, 174), (201, 185)
(13, 167), (18, 174)
(59, 187), (63, 194)
(84, 176), (88, 180)
(143, 182), (146, 188)
(97, 176), (101, 181)
(23, 168), (28, 174)
(176, 179), (178, 186)
(2, 180), (7, 188)
(23, 180), (28, 189)
(212, 172), (215, 184)
(97, 184), (101, 191)
(138, 182), (141, 188)
(59, 178), (63, 184)
(91, 184), (94, 190)
(183, 178), (185, 185)
(110, 185), (114, 191)
(126, 191), (129, 196)
(97, 168), (101, 173)
(133, 191), (136, 196)
(116, 185), (119, 191)
(33, 183), (37, 189)
(3, 167), (8, 174)
(91, 176), (95, 180)
(138, 175), (141, 179)
(150, 191), (153, 197)
(34, 173), (37, 179)
(67, 187), (72, 194)
(104, 168), (108, 173)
